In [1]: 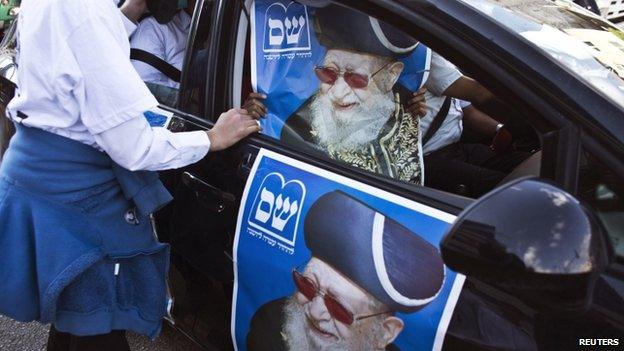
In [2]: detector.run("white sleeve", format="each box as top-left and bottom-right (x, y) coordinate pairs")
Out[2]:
(94, 116), (211, 171)
(66, 9), (210, 171)
(425, 51), (462, 96)
(67, 16), (158, 134)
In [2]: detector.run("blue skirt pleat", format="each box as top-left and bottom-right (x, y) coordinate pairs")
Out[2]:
(0, 125), (170, 338)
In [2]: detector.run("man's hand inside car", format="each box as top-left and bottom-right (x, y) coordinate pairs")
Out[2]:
(207, 108), (261, 151)
(490, 125), (513, 154)
(406, 87), (427, 118)
(243, 92), (268, 119)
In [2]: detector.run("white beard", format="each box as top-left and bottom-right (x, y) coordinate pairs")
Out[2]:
(282, 297), (385, 351)
(310, 92), (395, 152)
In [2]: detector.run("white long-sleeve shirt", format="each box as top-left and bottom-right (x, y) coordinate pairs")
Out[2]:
(7, 0), (209, 171)
(130, 11), (191, 89)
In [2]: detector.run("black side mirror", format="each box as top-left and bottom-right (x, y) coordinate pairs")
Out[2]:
(441, 178), (611, 314)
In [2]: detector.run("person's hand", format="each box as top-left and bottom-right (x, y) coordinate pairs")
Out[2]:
(120, 0), (148, 23)
(490, 125), (513, 154)
(406, 87), (427, 118)
(243, 93), (268, 119)
(206, 108), (261, 151)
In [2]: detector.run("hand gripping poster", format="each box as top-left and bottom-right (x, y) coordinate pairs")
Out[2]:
(231, 149), (465, 351)
(250, 0), (432, 145)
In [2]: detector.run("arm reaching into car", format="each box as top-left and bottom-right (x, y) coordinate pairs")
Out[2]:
(94, 108), (261, 171)
(208, 108), (262, 151)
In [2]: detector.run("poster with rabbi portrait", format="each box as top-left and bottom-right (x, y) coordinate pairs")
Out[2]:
(251, 0), (431, 185)
(231, 149), (465, 351)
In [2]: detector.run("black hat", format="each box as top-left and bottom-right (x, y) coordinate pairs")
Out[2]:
(312, 4), (418, 58)
(304, 191), (445, 313)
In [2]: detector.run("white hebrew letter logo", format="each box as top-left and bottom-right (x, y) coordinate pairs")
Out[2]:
(284, 15), (305, 45)
(248, 172), (306, 247)
(262, 1), (311, 53)
(271, 193), (300, 230)
(268, 18), (285, 46)
(255, 188), (275, 223)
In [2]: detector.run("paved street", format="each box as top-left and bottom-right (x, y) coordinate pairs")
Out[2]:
(0, 315), (203, 351)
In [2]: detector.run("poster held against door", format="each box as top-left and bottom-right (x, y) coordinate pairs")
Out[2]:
(231, 148), (465, 351)
(251, 0), (431, 141)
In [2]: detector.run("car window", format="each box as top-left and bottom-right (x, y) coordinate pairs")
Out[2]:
(578, 149), (624, 262)
(459, 0), (624, 110)
(236, 1), (544, 199)
(140, 0), (214, 115)
(129, 1), (202, 107)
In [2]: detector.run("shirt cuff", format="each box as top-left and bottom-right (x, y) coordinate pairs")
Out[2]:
(168, 130), (211, 161)
(459, 99), (472, 109)
(122, 14), (138, 37)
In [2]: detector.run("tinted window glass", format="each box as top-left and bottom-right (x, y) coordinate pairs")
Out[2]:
(179, 0), (214, 116)
(578, 149), (624, 261)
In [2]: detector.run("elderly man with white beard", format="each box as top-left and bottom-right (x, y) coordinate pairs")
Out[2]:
(274, 4), (428, 185)
(246, 191), (445, 351)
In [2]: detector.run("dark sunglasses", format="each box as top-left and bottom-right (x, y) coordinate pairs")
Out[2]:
(313, 62), (392, 89)
(292, 266), (389, 326)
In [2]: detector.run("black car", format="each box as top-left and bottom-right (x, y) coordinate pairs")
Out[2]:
(2, 0), (624, 350)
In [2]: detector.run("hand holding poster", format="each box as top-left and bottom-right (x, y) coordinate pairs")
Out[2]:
(251, 1), (431, 185)
(231, 149), (465, 351)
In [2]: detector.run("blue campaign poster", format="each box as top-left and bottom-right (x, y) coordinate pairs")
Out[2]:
(231, 149), (465, 351)
(251, 0), (431, 140)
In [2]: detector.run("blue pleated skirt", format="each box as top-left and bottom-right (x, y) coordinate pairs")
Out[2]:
(0, 125), (170, 338)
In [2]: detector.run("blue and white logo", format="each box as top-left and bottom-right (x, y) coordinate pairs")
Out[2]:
(263, 1), (311, 53)
(248, 172), (306, 248)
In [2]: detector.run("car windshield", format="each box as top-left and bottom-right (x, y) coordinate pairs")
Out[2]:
(459, 0), (624, 110)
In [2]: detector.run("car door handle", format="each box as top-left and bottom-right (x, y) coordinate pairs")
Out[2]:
(181, 172), (236, 213)
(238, 151), (256, 178)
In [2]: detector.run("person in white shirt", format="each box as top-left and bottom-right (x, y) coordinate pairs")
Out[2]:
(401, 52), (530, 197)
(130, 0), (195, 89)
(0, 1), (260, 350)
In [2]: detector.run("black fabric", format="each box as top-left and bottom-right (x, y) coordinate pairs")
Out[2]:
(130, 48), (181, 83)
(423, 96), (452, 146)
(424, 142), (530, 198)
(46, 325), (130, 351)
(313, 4), (417, 57)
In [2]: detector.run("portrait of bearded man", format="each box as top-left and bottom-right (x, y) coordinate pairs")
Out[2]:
(279, 4), (426, 185)
(246, 191), (445, 351)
